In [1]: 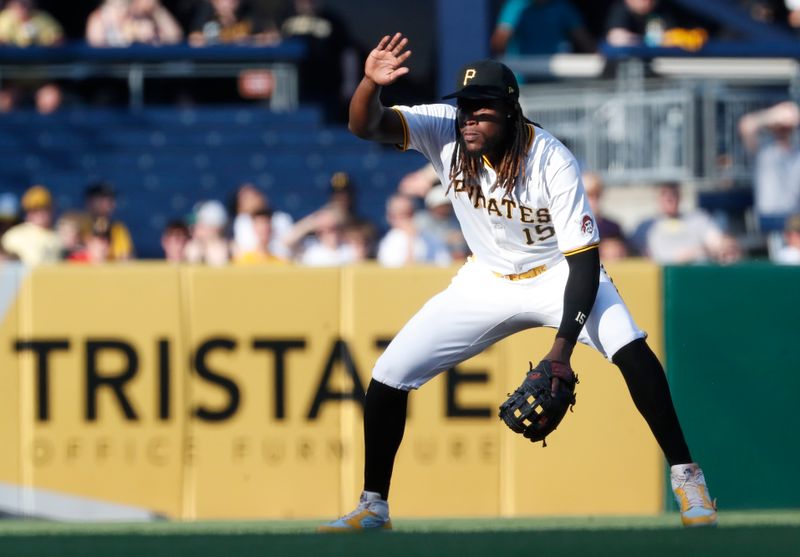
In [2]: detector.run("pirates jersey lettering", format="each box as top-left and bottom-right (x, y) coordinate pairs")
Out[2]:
(392, 103), (599, 275)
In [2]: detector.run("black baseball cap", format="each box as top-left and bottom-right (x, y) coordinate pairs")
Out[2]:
(442, 59), (519, 101)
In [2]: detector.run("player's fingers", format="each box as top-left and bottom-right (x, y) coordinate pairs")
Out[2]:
(392, 37), (409, 56)
(376, 35), (390, 50)
(386, 32), (403, 51)
(397, 49), (412, 64)
(390, 67), (410, 80)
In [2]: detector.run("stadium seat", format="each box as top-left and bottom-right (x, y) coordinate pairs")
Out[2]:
(0, 106), (425, 257)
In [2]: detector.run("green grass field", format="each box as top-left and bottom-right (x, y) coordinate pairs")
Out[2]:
(0, 511), (798, 557)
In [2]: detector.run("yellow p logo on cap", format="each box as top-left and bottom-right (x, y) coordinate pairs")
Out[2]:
(463, 69), (476, 86)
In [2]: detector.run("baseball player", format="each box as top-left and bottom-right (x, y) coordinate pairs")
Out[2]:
(319, 33), (716, 531)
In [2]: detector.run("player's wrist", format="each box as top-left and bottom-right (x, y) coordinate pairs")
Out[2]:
(545, 336), (576, 364)
(361, 74), (383, 89)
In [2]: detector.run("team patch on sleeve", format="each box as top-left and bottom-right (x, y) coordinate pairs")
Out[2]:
(580, 214), (595, 237)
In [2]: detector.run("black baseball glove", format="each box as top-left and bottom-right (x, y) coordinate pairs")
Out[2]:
(498, 360), (578, 446)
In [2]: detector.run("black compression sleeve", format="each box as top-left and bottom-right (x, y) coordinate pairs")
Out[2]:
(556, 246), (600, 344)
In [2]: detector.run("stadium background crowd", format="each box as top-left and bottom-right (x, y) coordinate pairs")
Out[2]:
(1, 0), (800, 267)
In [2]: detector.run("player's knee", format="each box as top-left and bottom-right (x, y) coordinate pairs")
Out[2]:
(370, 363), (415, 392)
(367, 378), (406, 396)
(611, 337), (651, 367)
(611, 338), (665, 380)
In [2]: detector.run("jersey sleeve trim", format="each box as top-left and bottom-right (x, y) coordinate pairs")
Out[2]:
(563, 242), (599, 257)
(391, 107), (410, 152)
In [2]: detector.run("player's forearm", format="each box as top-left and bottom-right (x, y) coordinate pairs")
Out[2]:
(553, 247), (600, 354)
(348, 77), (387, 140)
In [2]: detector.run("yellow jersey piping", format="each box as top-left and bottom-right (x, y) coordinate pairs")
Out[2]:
(563, 243), (599, 257)
(391, 107), (409, 151)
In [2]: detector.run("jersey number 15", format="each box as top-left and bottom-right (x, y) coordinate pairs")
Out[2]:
(522, 209), (555, 245)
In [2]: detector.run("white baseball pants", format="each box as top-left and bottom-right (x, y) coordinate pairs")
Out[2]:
(372, 258), (646, 391)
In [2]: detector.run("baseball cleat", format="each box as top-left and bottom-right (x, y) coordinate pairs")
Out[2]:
(671, 463), (718, 527)
(318, 491), (392, 533)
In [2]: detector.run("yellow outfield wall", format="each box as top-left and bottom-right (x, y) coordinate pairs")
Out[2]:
(0, 260), (662, 520)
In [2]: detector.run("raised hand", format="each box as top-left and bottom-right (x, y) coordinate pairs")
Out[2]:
(365, 33), (412, 86)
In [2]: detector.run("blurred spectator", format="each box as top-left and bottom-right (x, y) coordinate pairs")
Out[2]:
(398, 162), (439, 198)
(738, 101), (800, 220)
(123, 0), (184, 44)
(282, 171), (367, 258)
(0, 87), (17, 112)
(397, 165), (469, 261)
(0, 80), (63, 115)
(325, 171), (360, 226)
(717, 233), (743, 264)
(772, 213), (800, 264)
(377, 193), (451, 268)
(230, 182), (293, 259)
(645, 182), (739, 264)
(582, 172), (629, 261)
(604, 0), (708, 49)
(0, 192), (19, 261)
(0, 0), (64, 47)
(606, 0), (673, 46)
(55, 211), (88, 259)
(278, 0), (359, 120)
(413, 184), (469, 262)
(185, 200), (231, 266)
(84, 181), (134, 260)
(189, 0), (278, 46)
(629, 215), (654, 256)
(231, 182), (266, 251)
(787, 0), (800, 30)
(86, 0), (129, 46)
(490, 0), (595, 56)
(0, 185), (61, 265)
(68, 224), (112, 264)
(285, 207), (356, 266)
(342, 220), (377, 262)
(233, 209), (288, 265)
(161, 219), (190, 263)
(599, 236), (629, 262)
(583, 172), (625, 239)
(0, 0), (64, 115)
(0, 192), (19, 229)
(86, 0), (183, 47)
(35, 82), (62, 114)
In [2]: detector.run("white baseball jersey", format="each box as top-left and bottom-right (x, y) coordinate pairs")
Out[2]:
(392, 103), (599, 276)
(372, 103), (644, 391)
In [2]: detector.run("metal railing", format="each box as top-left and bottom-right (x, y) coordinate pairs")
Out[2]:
(520, 79), (790, 187)
(0, 43), (304, 111)
(507, 49), (800, 188)
(522, 84), (695, 184)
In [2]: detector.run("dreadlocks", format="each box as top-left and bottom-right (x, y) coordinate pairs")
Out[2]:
(448, 102), (531, 196)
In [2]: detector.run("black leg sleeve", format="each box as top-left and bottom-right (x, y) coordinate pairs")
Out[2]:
(612, 339), (692, 466)
(363, 379), (408, 501)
